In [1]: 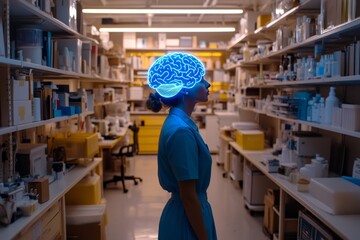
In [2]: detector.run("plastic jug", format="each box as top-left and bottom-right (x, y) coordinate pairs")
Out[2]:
(299, 154), (328, 179)
(311, 154), (328, 178)
(324, 87), (339, 125)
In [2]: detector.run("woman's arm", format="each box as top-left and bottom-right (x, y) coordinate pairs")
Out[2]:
(179, 180), (209, 240)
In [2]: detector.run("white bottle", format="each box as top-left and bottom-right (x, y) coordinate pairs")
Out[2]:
(324, 87), (339, 125)
(318, 97), (325, 124)
(307, 99), (313, 121)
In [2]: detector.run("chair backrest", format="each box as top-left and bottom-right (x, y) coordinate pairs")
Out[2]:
(128, 123), (140, 154)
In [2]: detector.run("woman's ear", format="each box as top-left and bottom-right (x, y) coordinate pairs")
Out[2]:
(180, 89), (189, 95)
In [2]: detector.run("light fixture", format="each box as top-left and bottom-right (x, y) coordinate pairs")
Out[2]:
(83, 8), (243, 15)
(99, 27), (236, 33)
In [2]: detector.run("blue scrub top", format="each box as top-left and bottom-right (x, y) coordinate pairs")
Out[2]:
(157, 107), (217, 239)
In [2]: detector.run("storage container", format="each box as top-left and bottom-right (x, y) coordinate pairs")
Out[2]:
(51, 132), (99, 159)
(12, 78), (30, 101)
(235, 130), (264, 150)
(129, 86), (143, 100)
(341, 104), (360, 131)
(16, 27), (43, 47)
(16, 27), (43, 64)
(257, 14), (271, 28)
(66, 204), (106, 240)
(231, 121), (259, 130)
(332, 106), (342, 128)
(65, 174), (101, 205)
(13, 100), (33, 125)
(309, 177), (360, 214)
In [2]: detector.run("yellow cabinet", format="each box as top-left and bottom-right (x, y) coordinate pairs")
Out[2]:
(131, 114), (167, 154)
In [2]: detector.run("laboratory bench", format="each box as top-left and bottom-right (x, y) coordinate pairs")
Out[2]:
(0, 158), (102, 240)
(228, 141), (360, 240)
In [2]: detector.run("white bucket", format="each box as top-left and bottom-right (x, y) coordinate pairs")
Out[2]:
(18, 46), (42, 65)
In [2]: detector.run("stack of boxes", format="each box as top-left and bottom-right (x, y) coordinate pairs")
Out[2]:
(65, 173), (107, 240)
(11, 75), (33, 125)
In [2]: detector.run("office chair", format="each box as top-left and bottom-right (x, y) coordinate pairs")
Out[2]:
(103, 124), (143, 193)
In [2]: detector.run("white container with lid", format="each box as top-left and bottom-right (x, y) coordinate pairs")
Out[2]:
(341, 104), (360, 131)
(309, 177), (360, 215)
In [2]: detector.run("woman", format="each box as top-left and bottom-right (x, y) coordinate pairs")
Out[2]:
(146, 52), (217, 240)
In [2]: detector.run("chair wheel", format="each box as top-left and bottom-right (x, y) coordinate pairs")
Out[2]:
(135, 181), (138, 185)
(140, 179), (143, 182)
(123, 189), (128, 193)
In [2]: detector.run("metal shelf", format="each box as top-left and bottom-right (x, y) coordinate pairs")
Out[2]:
(10, 0), (97, 44)
(227, 0), (321, 50)
(125, 47), (227, 52)
(238, 106), (360, 138)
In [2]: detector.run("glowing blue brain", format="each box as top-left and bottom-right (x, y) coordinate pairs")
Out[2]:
(147, 52), (205, 98)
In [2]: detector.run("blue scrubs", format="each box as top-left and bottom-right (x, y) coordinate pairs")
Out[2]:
(158, 108), (217, 240)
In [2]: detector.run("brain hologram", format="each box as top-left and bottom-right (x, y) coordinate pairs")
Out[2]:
(147, 52), (205, 98)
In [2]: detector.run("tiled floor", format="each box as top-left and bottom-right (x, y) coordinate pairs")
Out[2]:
(104, 155), (267, 240)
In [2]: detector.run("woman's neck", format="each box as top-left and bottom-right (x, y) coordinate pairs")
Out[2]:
(175, 100), (196, 117)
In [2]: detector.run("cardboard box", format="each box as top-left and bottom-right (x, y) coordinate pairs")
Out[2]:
(28, 178), (49, 203)
(66, 204), (106, 240)
(13, 100), (33, 125)
(257, 14), (271, 28)
(242, 11), (258, 34)
(55, 0), (77, 31)
(123, 32), (136, 49)
(179, 36), (192, 47)
(12, 78), (30, 101)
(158, 33), (166, 49)
(166, 38), (180, 47)
(129, 87), (143, 100)
(263, 189), (280, 235)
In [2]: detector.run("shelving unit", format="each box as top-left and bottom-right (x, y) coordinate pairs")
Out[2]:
(225, 1), (360, 239)
(0, 1), (115, 239)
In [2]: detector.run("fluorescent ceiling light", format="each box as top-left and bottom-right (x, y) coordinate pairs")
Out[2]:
(99, 27), (236, 33)
(83, 8), (243, 14)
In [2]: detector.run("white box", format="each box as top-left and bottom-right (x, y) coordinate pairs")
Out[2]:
(309, 178), (360, 215)
(13, 100), (33, 125)
(12, 79), (30, 101)
(166, 38), (180, 47)
(136, 38), (146, 48)
(66, 204), (105, 225)
(341, 104), (360, 131)
(57, 38), (82, 73)
(243, 11), (259, 34)
(158, 33), (166, 49)
(129, 87), (143, 100)
(16, 143), (47, 177)
(123, 32), (136, 49)
(55, 0), (77, 31)
(179, 36), (192, 47)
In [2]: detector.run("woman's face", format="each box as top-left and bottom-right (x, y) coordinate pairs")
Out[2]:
(187, 78), (211, 103)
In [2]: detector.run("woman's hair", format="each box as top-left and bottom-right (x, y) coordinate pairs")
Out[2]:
(146, 91), (183, 112)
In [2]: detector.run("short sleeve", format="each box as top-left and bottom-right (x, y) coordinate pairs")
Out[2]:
(167, 128), (199, 181)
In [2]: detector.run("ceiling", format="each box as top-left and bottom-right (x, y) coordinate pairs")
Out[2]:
(80, 0), (272, 44)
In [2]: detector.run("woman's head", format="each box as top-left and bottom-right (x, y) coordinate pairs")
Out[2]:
(146, 52), (210, 112)
(147, 52), (206, 98)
